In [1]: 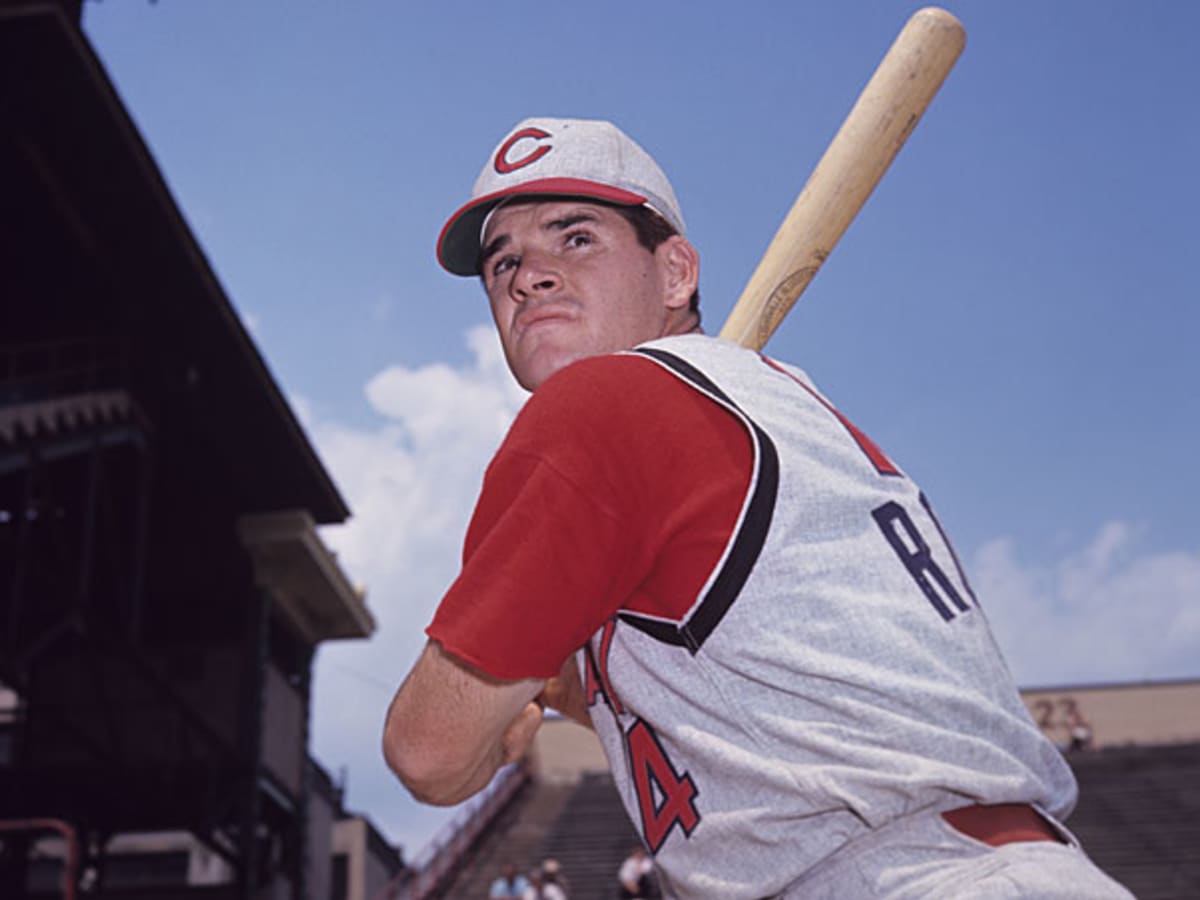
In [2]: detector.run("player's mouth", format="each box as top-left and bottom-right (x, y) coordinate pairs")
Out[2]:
(513, 303), (576, 337)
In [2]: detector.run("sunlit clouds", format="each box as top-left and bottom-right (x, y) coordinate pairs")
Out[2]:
(303, 325), (527, 854)
(974, 523), (1200, 686)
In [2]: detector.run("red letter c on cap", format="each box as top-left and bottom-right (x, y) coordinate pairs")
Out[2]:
(494, 127), (552, 174)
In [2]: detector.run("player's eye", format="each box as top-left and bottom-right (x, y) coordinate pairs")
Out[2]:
(563, 230), (592, 249)
(491, 254), (518, 277)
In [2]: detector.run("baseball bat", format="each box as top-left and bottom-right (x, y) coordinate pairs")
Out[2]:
(719, 7), (966, 351)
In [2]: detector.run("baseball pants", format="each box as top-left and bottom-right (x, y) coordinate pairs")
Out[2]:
(780, 802), (1135, 899)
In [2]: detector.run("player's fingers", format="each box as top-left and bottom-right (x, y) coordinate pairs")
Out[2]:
(500, 701), (544, 764)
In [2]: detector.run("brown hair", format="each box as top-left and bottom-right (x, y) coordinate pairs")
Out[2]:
(614, 204), (701, 318)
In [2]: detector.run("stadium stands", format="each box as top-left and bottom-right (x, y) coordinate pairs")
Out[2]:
(1067, 742), (1200, 899)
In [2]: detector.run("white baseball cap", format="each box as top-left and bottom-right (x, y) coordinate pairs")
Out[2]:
(437, 117), (686, 276)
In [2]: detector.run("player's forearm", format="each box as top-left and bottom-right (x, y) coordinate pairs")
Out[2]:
(383, 693), (450, 804)
(382, 642), (546, 805)
(384, 698), (543, 805)
(385, 731), (502, 806)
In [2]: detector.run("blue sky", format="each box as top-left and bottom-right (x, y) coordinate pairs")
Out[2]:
(82, 0), (1199, 860)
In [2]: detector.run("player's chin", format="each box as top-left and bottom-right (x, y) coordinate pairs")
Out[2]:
(513, 345), (590, 392)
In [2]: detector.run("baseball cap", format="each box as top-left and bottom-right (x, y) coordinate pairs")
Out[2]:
(437, 117), (686, 276)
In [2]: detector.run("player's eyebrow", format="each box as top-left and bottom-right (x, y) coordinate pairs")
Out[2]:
(542, 211), (600, 232)
(479, 233), (510, 269)
(479, 210), (602, 271)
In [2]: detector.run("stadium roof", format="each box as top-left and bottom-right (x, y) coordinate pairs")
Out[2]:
(1, 3), (349, 524)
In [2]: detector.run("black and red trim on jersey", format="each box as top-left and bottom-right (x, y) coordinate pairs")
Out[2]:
(759, 355), (900, 477)
(616, 347), (779, 654)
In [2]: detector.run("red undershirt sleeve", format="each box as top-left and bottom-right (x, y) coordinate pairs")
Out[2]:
(427, 352), (752, 681)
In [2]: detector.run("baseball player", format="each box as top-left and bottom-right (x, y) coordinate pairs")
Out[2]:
(383, 118), (1133, 898)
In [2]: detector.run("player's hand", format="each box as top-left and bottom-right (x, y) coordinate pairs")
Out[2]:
(499, 700), (545, 764)
(538, 655), (593, 728)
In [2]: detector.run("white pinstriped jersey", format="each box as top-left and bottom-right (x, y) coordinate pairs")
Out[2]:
(578, 334), (1076, 899)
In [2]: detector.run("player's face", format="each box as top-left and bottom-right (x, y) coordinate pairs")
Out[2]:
(480, 200), (691, 391)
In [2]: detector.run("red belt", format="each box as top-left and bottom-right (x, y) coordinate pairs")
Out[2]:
(941, 803), (1066, 847)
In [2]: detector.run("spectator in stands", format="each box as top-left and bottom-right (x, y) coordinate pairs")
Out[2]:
(616, 846), (658, 898)
(489, 862), (530, 899)
(523, 858), (568, 900)
(1067, 705), (1095, 752)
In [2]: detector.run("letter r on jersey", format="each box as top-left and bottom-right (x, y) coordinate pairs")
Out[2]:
(872, 500), (972, 622)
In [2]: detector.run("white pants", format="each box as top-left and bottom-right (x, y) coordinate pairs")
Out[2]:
(782, 804), (1135, 899)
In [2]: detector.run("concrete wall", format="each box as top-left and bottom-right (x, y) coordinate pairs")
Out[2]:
(528, 715), (610, 784)
(1021, 680), (1200, 750)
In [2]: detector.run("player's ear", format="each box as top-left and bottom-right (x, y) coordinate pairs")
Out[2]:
(657, 236), (700, 311)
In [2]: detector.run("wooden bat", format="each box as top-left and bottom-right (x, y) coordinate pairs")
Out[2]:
(719, 7), (966, 351)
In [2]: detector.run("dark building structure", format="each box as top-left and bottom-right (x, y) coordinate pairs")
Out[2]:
(1, 2), (383, 896)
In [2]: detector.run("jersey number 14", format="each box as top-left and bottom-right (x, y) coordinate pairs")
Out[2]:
(627, 718), (700, 853)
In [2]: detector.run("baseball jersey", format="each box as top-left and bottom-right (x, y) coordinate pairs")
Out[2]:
(429, 334), (1076, 899)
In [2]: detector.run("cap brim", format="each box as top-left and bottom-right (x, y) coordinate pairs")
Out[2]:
(436, 178), (648, 276)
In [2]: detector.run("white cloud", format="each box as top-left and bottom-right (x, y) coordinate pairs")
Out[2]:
(972, 523), (1200, 687)
(304, 324), (528, 857)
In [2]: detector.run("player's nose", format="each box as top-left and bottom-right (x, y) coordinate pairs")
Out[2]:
(511, 250), (561, 302)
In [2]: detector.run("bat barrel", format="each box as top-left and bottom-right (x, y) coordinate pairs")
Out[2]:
(719, 7), (966, 351)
